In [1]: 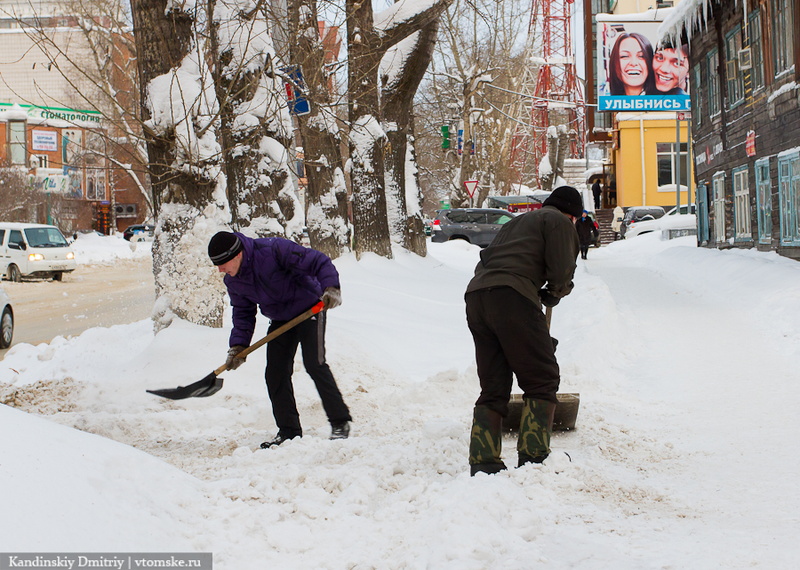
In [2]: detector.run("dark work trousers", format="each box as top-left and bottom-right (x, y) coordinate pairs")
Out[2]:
(465, 287), (560, 417)
(265, 310), (351, 437)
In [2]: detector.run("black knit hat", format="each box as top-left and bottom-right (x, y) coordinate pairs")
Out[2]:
(543, 186), (584, 218)
(208, 231), (243, 266)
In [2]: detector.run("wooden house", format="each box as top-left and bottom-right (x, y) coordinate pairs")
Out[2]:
(663, 0), (799, 259)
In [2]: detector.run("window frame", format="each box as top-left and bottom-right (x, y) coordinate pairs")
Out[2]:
(713, 172), (726, 243)
(770, 0), (795, 75)
(725, 26), (744, 108)
(747, 9), (765, 91)
(755, 158), (772, 244)
(732, 165), (752, 241)
(656, 142), (690, 191)
(777, 151), (800, 246)
(7, 120), (26, 166)
(707, 50), (721, 117)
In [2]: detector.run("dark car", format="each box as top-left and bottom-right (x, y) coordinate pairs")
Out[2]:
(619, 206), (666, 239)
(430, 208), (516, 247)
(123, 224), (155, 242)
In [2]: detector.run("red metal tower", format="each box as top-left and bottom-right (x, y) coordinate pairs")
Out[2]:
(511, 0), (586, 186)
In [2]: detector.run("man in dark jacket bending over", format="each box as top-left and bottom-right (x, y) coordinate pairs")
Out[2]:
(208, 231), (352, 448)
(465, 186), (581, 475)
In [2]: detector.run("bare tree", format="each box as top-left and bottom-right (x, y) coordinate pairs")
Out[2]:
(381, 23), (440, 256)
(415, 0), (530, 208)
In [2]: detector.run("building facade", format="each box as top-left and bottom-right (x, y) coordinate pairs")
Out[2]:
(0, 1), (150, 234)
(668, 0), (799, 258)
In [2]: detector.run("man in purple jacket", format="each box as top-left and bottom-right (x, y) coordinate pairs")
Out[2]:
(208, 231), (352, 447)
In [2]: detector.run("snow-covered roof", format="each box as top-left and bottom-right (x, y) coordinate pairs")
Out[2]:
(659, 0), (713, 43)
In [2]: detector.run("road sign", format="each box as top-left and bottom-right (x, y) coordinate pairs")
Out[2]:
(464, 180), (479, 198)
(281, 65), (311, 116)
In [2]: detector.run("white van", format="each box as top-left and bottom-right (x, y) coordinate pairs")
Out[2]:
(0, 223), (77, 281)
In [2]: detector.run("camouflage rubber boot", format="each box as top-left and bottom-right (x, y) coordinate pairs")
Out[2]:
(469, 405), (507, 476)
(516, 398), (556, 467)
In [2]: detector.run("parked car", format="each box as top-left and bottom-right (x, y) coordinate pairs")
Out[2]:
(123, 224), (155, 242)
(0, 285), (12, 348)
(620, 206), (666, 238)
(0, 222), (77, 281)
(430, 208), (516, 247)
(71, 229), (104, 241)
(626, 205), (695, 239)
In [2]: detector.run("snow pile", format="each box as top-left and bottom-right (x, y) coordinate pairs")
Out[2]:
(70, 232), (153, 264)
(1, 235), (799, 567)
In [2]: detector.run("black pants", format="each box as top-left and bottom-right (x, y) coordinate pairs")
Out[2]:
(579, 244), (589, 259)
(465, 287), (560, 416)
(265, 310), (351, 436)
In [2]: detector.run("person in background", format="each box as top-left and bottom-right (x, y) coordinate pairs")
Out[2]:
(592, 180), (602, 209)
(575, 210), (599, 260)
(208, 231), (352, 448)
(611, 205), (625, 240)
(464, 186), (581, 476)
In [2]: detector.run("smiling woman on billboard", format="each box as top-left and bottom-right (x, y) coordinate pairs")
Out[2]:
(597, 17), (691, 112)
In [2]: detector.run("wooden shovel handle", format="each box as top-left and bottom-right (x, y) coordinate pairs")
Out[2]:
(214, 301), (325, 375)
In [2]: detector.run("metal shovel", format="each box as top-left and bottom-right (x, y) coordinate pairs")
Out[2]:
(147, 301), (325, 400)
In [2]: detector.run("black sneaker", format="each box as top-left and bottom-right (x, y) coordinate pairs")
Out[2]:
(330, 421), (350, 440)
(260, 433), (300, 449)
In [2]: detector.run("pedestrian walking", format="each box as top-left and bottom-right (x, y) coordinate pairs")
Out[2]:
(575, 210), (599, 259)
(208, 231), (352, 448)
(464, 186), (581, 476)
(611, 205), (625, 240)
(592, 180), (602, 209)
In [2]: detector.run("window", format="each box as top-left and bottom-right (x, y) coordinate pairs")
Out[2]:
(747, 10), (764, 90)
(486, 212), (514, 225)
(778, 152), (800, 246)
(713, 173), (726, 242)
(7, 121), (26, 165)
(771, 0), (795, 75)
(755, 158), (772, 243)
(32, 154), (48, 168)
(656, 142), (689, 190)
(691, 64), (703, 127)
(733, 166), (752, 240)
(725, 27), (744, 107)
(8, 230), (24, 249)
(707, 50), (721, 116)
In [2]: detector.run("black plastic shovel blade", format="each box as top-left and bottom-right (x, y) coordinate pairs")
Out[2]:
(147, 372), (224, 400)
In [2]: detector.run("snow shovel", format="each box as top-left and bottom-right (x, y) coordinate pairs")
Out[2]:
(505, 305), (581, 431)
(146, 301), (325, 400)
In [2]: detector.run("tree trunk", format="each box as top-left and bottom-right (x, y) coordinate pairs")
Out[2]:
(382, 23), (440, 256)
(347, 0), (393, 259)
(211, 0), (302, 240)
(289, 0), (350, 258)
(131, 0), (227, 329)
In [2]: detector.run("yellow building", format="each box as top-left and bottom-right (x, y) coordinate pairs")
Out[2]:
(612, 111), (693, 208)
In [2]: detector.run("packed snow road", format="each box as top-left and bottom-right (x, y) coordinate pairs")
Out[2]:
(0, 258), (154, 357)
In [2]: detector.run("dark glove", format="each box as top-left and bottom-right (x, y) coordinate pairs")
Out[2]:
(322, 287), (342, 310)
(539, 288), (560, 308)
(225, 345), (248, 370)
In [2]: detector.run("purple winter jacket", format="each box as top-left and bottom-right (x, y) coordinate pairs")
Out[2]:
(224, 233), (340, 347)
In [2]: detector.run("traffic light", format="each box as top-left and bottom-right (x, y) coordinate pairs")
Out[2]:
(441, 125), (450, 149)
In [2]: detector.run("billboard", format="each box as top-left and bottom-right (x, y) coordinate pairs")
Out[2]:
(597, 17), (690, 112)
